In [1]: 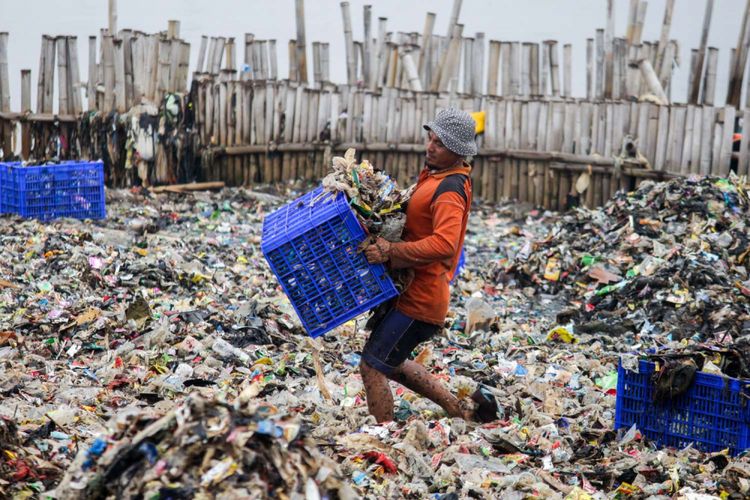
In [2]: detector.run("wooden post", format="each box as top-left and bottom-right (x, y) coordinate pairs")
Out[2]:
(363, 4), (372, 87)
(563, 43), (572, 98)
(108, 0), (117, 35)
(418, 12), (436, 85)
(595, 29), (604, 99)
(295, 0), (308, 83)
(586, 38), (594, 99)
(57, 37), (69, 114)
(703, 47), (718, 105)
(654, 0), (676, 78)
(67, 36), (82, 114)
(689, 0), (715, 104)
(728, 0), (750, 107)
(0, 33), (9, 112)
(604, 0), (615, 99)
(341, 1), (356, 85)
(639, 58), (668, 104)
(488, 40), (500, 95)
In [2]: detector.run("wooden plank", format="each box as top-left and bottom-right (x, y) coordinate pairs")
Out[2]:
(586, 38), (594, 100)
(67, 36), (83, 114)
(341, 1), (356, 85)
(113, 39), (126, 112)
(295, 0), (308, 83)
(604, 0), (615, 99)
(547, 40), (560, 97)
(654, 0), (676, 79)
(654, 105), (669, 170)
(510, 41), (520, 96)
(711, 109), (723, 174)
(520, 42), (531, 97)
(563, 43), (572, 98)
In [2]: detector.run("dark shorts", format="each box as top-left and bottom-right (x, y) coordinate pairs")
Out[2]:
(361, 309), (440, 375)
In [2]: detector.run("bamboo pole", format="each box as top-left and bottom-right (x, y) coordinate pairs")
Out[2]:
(113, 38), (126, 111)
(0, 33), (9, 112)
(66, 37), (82, 113)
(121, 30), (134, 106)
(530, 43), (539, 97)
(501, 42), (512, 96)
(225, 38), (236, 72)
(438, 24), (464, 93)
(703, 47), (718, 105)
(473, 32), (485, 95)
(400, 49), (423, 92)
(56, 37), (69, 115)
(520, 42), (530, 96)
(341, 1), (356, 85)
(320, 42), (330, 82)
(288, 40), (298, 81)
(654, 0), (676, 78)
(509, 41), (520, 96)
(639, 58), (668, 104)
(21, 69), (31, 158)
(546, 40), (560, 97)
(363, 4), (372, 87)
(36, 36), (47, 112)
(268, 39), (278, 80)
(595, 29), (604, 99)
(728, 0), (750, 107)
(689, 0), (714, 104)
(586, 38), (594, 99)
(196, 35), (208, 73)
(464, 37), (475, 94)
(418, 12), (436, 85)
(626, 0), (639, 47)
(108, 0), (117, 35)
(295, 0), (308, 83)
(44, 35), (56, 113)
(563, 43), (572, 98)
(604, 0), (615, 98)
(488, 40), (500, 95)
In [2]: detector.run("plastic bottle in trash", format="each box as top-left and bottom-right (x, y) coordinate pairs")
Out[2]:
(212, 338), (250, 364)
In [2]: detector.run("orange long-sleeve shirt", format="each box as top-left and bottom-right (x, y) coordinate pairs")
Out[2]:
(389, 164), (472, 325)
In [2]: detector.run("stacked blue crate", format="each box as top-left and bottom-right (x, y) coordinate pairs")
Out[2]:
(0, 161), (105, 220)
(615, 359), (750, 455)
(262, 187), (398, 338)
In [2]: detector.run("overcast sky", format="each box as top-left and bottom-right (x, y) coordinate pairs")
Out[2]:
(1, 0), (747, 111)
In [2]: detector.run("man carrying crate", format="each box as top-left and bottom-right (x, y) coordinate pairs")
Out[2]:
(361, 108), (497, 423)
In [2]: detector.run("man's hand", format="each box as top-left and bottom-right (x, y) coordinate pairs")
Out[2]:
(364, 237), (392, 264)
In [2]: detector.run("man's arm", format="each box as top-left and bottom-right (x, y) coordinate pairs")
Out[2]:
(387, 191), (465, 269)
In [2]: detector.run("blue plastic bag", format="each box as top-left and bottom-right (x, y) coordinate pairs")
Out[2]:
(452, 248), (466, 283)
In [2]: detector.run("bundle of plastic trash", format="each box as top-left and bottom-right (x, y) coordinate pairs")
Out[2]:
(321, 148), (413, 242)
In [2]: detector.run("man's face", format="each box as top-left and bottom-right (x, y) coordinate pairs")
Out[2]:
(425, 130), (462, 170)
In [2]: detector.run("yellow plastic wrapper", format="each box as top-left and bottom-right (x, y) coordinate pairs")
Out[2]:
(546, 326), (577, 343)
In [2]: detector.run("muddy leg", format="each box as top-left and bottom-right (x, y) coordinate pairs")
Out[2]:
(389, 360), (472, 420)
(360, 360), (395, 422)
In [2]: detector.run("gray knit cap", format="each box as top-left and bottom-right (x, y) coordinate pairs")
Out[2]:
(423, 108), (477, 156)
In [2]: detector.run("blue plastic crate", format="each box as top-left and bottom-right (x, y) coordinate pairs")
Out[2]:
(615, 359), (750, 455)
(261, 187), (398, 338)
(0, 161), (106, 220)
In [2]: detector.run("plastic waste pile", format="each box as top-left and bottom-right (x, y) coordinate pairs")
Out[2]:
(52, 395), (352, 499)
(501, 176), (750, 344)
(1, 180), (750, 498)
